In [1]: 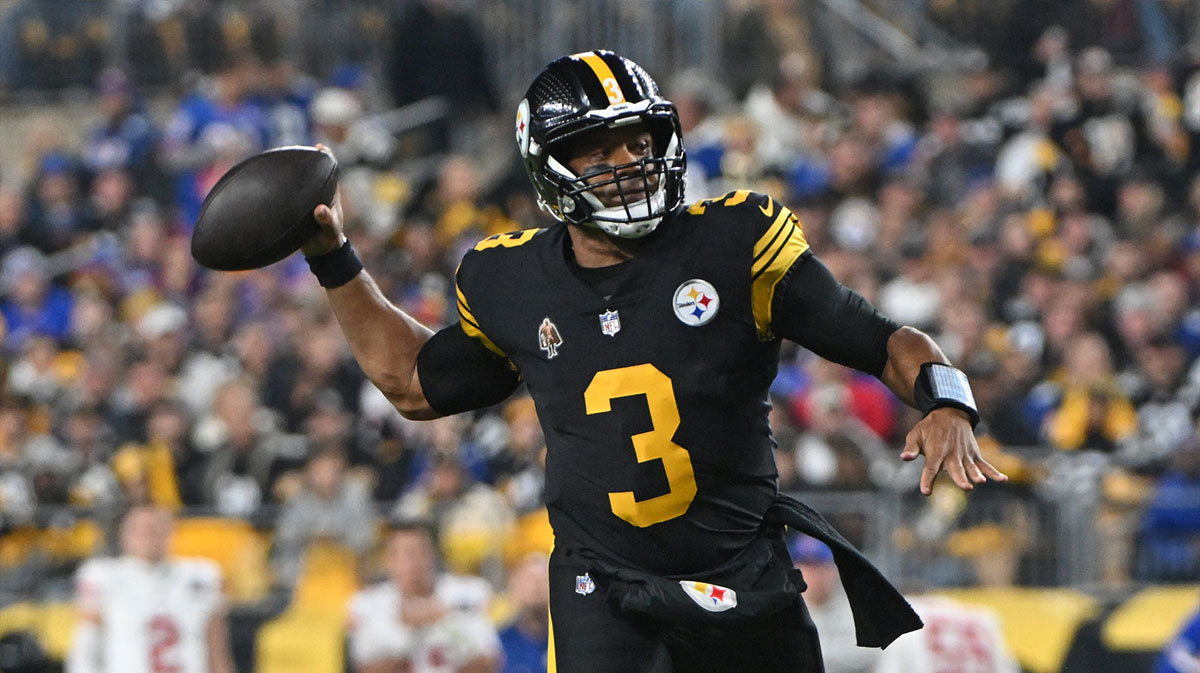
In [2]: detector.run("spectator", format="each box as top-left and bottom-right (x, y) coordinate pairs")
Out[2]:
(743, 51), (825, 172)
(262, 321), (362, 433)
(347, 521), (500, 673)
(1119, 334), (1200, 469)
(789, 535), (879, 673)
(394, 447), (515, 585)
(487, 397), (546, 515)
(1038, 332), (1137, 451)
(1, 247), (74, 352)
(788, 357), (899, 443)
(20, 154), (95, 254)
(792, 382), (895, 490)
(497, 552), (549, 673)
(60, 405), (119, 510)
(85, 67), (166, 201)
(161, 52), (266, 226)
(1138, 437), (1200, 582)
(272, 445), (376, 586)
(387, 0), (499, 153)
(196, 378), (305, 517)
(1158, 606), (1200, 673)
(251, 53), (316, 149)
(110, 400), (204, 509)
(0, 184), (26, 259)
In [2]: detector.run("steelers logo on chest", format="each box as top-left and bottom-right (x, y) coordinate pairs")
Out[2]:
(673, 279), (720, 326)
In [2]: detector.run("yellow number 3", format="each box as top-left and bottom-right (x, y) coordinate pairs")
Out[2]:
(585, 364), (697, 527)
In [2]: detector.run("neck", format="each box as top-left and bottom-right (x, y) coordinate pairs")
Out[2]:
(399, 578), (435, 597)
(566, 224), (639, 268)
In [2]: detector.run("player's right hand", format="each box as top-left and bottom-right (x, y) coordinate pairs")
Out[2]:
(300, 144), (345, 257)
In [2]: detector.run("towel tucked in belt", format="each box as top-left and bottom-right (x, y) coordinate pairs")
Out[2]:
(579, 491), (922, 649)
(763, 491), (922, 648)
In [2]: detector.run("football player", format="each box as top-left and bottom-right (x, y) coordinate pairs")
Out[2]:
(301, 50), (1006, 672)
(872, 597), (1020, 673)
(67, 506), (234, 673)
(347, 522), (500, 673)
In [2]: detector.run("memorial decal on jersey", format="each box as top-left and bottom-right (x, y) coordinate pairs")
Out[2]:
(673, 279), (720, 326)
(538, 317), (563, 359)
(679, 581), (738, 612)
(575, 572), (595, 596)
(599, 309), (621, 336)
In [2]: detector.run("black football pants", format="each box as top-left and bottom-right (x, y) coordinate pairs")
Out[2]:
(547, 546), (825, 672)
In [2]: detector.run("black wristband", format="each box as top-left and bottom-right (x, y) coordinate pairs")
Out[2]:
(913, 362), (980, 429)
(305, 239), (363, 288)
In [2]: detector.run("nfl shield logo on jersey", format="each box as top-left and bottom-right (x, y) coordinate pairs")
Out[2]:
(575, 573), (595, 596)
(599, 309), (621, 336)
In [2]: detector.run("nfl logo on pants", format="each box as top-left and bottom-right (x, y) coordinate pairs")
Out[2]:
(575, 573), (595, 595)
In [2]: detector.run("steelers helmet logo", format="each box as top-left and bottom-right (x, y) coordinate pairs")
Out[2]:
(515, 99), (531, 155)
(673, 279), (719, 326)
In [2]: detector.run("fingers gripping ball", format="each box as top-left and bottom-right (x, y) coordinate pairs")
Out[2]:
(190, 146), (339, 271)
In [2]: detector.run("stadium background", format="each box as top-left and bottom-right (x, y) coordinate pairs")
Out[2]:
(1, 0), (1199, 671)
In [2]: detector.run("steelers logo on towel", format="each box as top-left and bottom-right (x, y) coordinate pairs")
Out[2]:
(673, 279), (719, 326)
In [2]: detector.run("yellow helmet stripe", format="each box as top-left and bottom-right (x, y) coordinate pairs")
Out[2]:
(573, 51), (627, 105)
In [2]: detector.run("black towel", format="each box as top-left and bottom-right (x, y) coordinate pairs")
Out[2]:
(764, 492), (923, 648)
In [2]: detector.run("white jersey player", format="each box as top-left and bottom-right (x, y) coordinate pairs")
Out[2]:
(67, 506), (235, 673)
(347, 522), (500, 673)
(873, 596), (1019, 673)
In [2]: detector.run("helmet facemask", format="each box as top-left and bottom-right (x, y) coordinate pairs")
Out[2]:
(544, 124), (686, 237)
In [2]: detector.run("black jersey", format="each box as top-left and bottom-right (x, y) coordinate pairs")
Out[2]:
(452, 190), (810, 575)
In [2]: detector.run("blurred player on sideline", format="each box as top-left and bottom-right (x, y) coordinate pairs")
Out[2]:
(347, 521), (500, 673)
(67, 505), (234, 673)
(872, 596), (1019, 673)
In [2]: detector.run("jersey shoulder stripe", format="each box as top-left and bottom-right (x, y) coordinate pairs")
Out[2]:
(681, 190), (811, 338)
(457, 229), (548, 357)
(749, 202), (809, 340)
(456, 284), (507, 357)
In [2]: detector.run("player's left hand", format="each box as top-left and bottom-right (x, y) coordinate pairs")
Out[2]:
(900, 408), (1008, 496)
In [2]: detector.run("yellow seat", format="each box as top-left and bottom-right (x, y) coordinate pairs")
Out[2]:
(38, 602), (79, 660)
(0, 602), (77, 661)
(291, 542), (359, 617)
(938, 587), (1100, 673)
(0, 602), (43, 636)
(256, 609), (344, 673)
(42, 520), (103, 562)
(505, 508), (554, 564)
(170, 517), (271, 602)
(0, 522), (101, 568)
(0, 528), (43, 567)
(1102, 584), (1200, 651)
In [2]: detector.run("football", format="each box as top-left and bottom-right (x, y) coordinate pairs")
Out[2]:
(190, 146), (339, 271)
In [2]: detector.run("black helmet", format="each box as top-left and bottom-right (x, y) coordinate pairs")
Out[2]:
(515, 50), (686, 238)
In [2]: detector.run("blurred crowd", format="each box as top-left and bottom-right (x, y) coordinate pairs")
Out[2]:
(2, 0), (1200, 631)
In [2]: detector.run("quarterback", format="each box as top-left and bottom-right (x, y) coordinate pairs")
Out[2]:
(301, 51), (1006, 672)
(67, 506), (234, 673)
